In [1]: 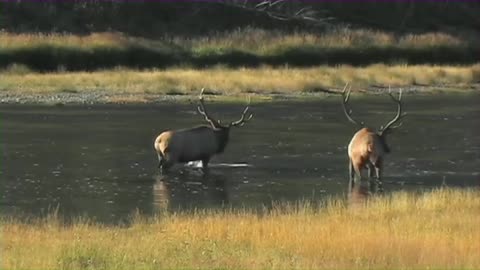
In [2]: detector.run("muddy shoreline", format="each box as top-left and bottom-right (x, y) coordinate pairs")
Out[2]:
(0, 85), (477, 105)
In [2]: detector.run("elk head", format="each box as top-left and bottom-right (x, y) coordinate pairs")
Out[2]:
(341, 83), (406, 143)
(197, 88), (253, 152)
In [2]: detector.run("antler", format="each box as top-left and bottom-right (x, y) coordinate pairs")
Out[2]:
(230, 96), (254, 127)
(380, 86), (406, 135)
(197, 88), (219, 128)
(341, 83), (364, 127)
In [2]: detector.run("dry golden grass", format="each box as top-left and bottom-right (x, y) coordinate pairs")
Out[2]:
(1, 29), (475, 52)
(0, 32), (127, 49)
(189, 27), (473, 54)
(1, 64), (478, 96)
(2, 188), (480, 269)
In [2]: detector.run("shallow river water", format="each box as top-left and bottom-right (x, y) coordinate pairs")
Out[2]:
(2, 93), (479, 223)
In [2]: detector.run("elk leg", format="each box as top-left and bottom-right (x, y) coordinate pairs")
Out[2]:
(157, 153), (164, 168)
(202, 158), (210, 174)
(348, 159), (355, 191)
(352, 161), (362, 184)
(160, 152), (173, 174)
(160, 162), (172, 175)
(374, 162), (383, 192)
(160, 149), (178, 174)
(367, 163), (375, 191)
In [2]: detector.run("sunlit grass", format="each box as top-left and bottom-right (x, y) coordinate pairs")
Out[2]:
(1, 64), (478, 96)
(0, 32), (126, 49)
(1, 28), (475, 51)
(188, 27), (473, 54)
(2, 188), (479, 269)
(1, 29), (478, 71)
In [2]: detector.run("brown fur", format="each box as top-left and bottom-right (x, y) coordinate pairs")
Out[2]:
(348, 128), (388, 175)
(348, 128), (390, 192)
(341, 84), (404, 192)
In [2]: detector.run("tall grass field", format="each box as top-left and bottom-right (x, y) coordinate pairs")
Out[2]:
(2, 188), (479, 269)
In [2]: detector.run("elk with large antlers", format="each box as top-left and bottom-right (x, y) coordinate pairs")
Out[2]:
(154, 89), (253, 173)
(341, 83), (406, 192)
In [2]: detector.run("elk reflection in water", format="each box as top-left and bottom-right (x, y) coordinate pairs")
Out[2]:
(347, 181), (376, 208)
(152, 170), (229, 213)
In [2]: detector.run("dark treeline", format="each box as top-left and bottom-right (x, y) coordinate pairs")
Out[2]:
(2, 0), (479, 36)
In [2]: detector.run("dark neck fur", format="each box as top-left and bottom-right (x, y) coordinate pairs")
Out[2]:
(214, 128), (230, 153)
(379, 134), (391, 153)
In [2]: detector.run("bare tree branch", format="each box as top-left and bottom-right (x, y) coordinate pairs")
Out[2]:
(221, 0), (334, 27)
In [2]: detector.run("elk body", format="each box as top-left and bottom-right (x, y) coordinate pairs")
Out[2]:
(341, 84), (406, 191)
(154, 89), (253, 173)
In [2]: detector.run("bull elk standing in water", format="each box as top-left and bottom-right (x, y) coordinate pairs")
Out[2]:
(154, 89), (253, 173)
(341, 83), (406, 192)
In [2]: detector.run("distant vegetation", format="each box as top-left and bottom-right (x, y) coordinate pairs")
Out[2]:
(3, 188), (480, 269)
(2, 64), (478, 96)
(1, 1), (479, 71)
(1, 29), (479, 71)
(0, 1), (478, 98)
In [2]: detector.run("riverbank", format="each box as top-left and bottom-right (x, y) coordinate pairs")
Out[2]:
(0, 85), (477, 105)
(1, 65), (478, 104)
(2, 188), (479, 269)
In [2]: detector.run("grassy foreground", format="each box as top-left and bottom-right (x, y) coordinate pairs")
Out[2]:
(1, 64), (479, 97)
(2, 188), (480, 269)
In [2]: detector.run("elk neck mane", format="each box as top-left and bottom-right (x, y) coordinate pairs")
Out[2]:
(213, 127), (230, 153)
(189, 125), (230, 153)
(378, 132), (391, 153)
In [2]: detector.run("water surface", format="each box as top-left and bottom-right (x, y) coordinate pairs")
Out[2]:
(2, 93), (479, 223)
